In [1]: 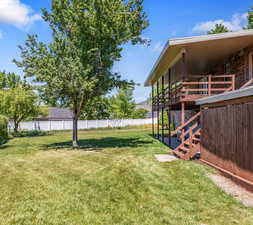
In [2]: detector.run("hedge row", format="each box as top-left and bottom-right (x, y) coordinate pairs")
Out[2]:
(0, 115), (8, 144)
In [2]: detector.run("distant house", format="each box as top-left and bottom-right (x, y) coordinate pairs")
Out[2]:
(36, 107), (73, 121)
(135, 100), (151, 111)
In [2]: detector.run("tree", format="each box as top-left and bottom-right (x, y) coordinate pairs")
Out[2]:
(132, 108), (149, 119)
(110, 87), (136, 119)
(14, 0), (149, 148)
(0, 86), (44, 133)
(158, 112), (175, 131)
(208, 24), (230, 34)
(80, 97), (111, 120)
(0, 115), (8, 144)
(0, 71), (22, 89)
(245, 5), (253, 29)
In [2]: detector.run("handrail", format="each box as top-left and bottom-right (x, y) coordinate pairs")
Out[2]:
(152, 74), (236, 106)
(180, 122), (198, 140)
(174, 112), (201, 134)
(240, 78), (253, 89)
(182, 81), (233, 85)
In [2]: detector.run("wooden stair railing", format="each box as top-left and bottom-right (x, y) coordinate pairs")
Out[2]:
(173, 112), (201, 160)
(240, 78), (253, 89)
(174, 112), (201, 134)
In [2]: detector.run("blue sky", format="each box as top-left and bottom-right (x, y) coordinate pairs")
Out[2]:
(0, 0), (252, 103)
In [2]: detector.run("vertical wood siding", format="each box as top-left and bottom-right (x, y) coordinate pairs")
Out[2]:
(201, 99), (253, 183)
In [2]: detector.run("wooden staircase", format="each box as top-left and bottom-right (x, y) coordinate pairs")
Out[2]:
(173, 112), (201, 160)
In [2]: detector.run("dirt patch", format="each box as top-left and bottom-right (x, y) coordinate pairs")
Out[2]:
(208, 173), (253, 207)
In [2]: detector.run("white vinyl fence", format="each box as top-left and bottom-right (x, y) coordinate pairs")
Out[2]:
(9, 118), (156, 131)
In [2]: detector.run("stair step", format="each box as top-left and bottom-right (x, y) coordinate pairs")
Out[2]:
(193, 137), (200, 142)
(195, 131), (201, 136)
(179, 146), (190, 153)
(173, 150), (185, 159)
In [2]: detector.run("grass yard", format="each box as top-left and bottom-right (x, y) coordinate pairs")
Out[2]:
(0, 128), (253, 225)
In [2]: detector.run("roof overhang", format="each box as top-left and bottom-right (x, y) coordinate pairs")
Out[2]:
(196, 85), (253, 105)
(145, 29), (253, 87)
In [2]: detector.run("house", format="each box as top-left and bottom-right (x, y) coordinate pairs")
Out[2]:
(135, 100), (151, 112)
(135, 100), (155, 118)
(144, 29), (253, 159)
(36, 107), (73, 121)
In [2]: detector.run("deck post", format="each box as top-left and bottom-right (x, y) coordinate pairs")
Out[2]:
(151, 85), (154, 137)
(208, 75), (212, 96)
(181, 102), (185, 125)
(157, 80), (159, 139)
(181, 102), (185, 143)
(161, 75), (165, 143)
(232, 75), (235, 90)
(168, 69), (172, 146)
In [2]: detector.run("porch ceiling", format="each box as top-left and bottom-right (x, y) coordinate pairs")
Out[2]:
(145, 29), (253, 87)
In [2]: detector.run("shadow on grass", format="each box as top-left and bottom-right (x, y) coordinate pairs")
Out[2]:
(0, 144), (9, 150)
(148, 134), (181, 149)
(45, 136), (154, 151)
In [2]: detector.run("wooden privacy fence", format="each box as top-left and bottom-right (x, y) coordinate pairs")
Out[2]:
(8, 118), (155, 131)
(197, 88), (253, 190)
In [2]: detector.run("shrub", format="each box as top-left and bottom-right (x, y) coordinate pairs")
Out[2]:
(0, 115), (8, 144)
(10, 130), (50, 138)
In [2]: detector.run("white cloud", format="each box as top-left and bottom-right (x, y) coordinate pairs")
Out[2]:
(152, 42), (163, 53)
(193, 13), (248, 33)
(0, 0), (41, 28)
(0, 31), (3, 39)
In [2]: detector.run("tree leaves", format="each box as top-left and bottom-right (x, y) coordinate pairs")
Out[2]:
(14, 0), (149, 145)
(0, 86), (44, 133)
(207, 24), (230, 34)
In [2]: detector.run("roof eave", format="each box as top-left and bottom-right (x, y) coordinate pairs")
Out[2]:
(144, 29), (253, 87)
(144, 40), (170, 87)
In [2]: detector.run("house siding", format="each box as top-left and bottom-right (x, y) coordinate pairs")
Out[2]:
(213, 44), (253, 89)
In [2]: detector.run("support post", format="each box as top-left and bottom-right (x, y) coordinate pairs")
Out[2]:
(208, 75), (212, 96)
(161, 75), (164, 143)
(151, 85), (154, 137)
(232, 75), (235, 90)
(157, 81), (159, 139)
(168, 69), (172, 146)
(181, 102), (185, 143)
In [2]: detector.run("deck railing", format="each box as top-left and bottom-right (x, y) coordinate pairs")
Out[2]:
(152, 74), (235, 106)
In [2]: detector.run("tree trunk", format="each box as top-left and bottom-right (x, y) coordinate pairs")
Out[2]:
(14, 121), (19, 134)
(72, 110), (79, 148)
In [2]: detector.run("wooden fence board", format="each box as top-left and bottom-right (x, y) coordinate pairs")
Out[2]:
(201, 98), (253, 184)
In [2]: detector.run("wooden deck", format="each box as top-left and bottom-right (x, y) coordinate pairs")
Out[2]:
(152, 74), (235, 110)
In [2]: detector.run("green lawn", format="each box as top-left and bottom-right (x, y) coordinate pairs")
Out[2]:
(0, 128), (253, 225)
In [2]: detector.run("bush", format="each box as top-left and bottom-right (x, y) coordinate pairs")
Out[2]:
(10, 130), (50, 138)
(0, 115), (8, 144)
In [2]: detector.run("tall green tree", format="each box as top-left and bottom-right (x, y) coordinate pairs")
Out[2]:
(110, 87), (136, 119)
(14, 0), (149, 148)
(208, 24), (230, 34)
(0, 86), (44, 133)
(80, 97), (111, 120)
(132, 108), (149, 119)
(0, 71), (22, 89)
(246, 5), (253, 29)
